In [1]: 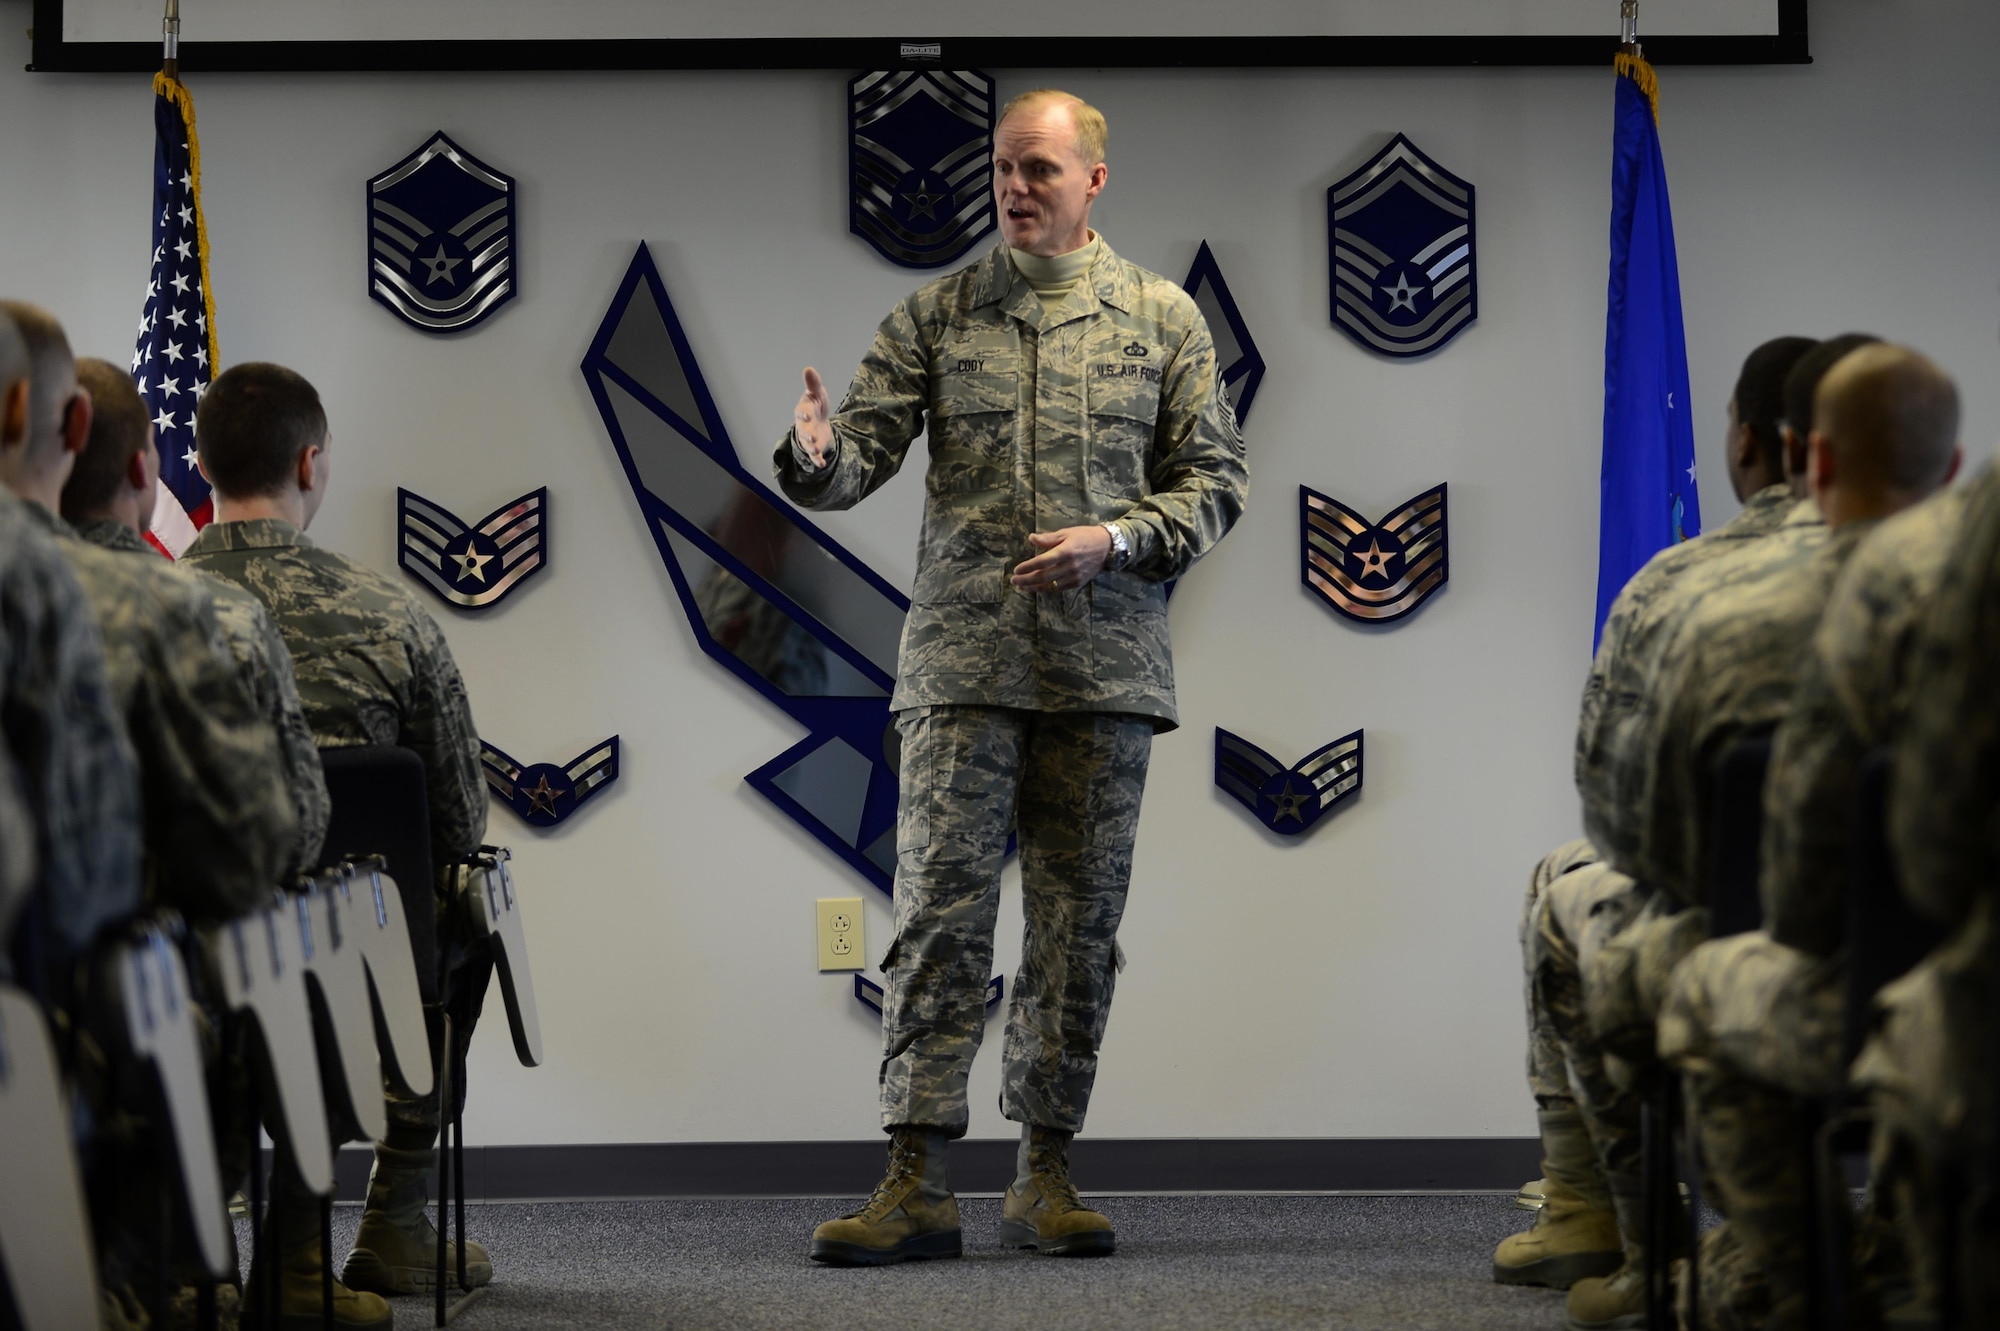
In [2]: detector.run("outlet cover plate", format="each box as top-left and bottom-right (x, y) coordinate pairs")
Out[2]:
(817, 897), (865, 972)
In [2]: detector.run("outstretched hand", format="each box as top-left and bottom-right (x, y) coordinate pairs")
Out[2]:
(794, 367), (831, 466)
(1010, 526), (1113, 595)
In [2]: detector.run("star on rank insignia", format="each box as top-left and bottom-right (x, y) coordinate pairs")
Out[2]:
(1327, 135), (1477, 359)
(397, 487), (548, 610)
(849, 69), (997, 269)
(368, 132), (517, 335)
(1214, 729), (1364, 837)
(1299, 483), (1449, 624)
(481, 738), (619, 828)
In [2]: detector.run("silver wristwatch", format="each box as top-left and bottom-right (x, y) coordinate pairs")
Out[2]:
(1102, 522), (1131, 572)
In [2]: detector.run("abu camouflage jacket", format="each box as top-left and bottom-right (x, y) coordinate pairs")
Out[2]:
(773, 237), (1249, 730)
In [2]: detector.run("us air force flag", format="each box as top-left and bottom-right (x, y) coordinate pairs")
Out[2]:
(1328, 135), (1476, 359)
(368, 132), (517, 334)
(1300, 484), (1448, 624)
(849, 69), (997, 269)
(397, 487), (547, 610)
(482, 738), (619, 828)
(1215, 729), (1364, 836)
(1594, 54), (1698, 650)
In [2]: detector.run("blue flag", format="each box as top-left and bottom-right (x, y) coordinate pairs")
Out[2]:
(1595, 55), (1698, 649)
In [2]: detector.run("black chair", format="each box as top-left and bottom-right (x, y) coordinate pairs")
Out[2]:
(316, 746), (480, 1327)
(1706, 737), (1774, 940)
(1811, 749), (1949, 1330)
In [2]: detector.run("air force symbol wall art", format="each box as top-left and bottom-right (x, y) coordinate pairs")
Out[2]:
(368, 132), (516, 335)
(1215, 729), (1364, 836)
(1328, 135), (1476, 359)
(397, 488), (547, 610)
(849, 69), (997, 269)
(1182, 241), (1266, 426)
(482, 738), (619, 828)
(1301, 484), (1449, 625)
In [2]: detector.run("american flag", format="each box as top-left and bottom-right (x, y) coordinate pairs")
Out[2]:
(133, 72), (218, 558)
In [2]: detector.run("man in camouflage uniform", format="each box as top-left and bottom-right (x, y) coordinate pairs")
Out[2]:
(1848, 459), (2000, 1325)
(0, 307), (141, 996)
(1586, 344), (1957, 1330)
(779, 89), (1248, 1265)
(1497, 337), (1816, 1297)
(185, 361), (490, 1326)
(63, 357), (329, 880)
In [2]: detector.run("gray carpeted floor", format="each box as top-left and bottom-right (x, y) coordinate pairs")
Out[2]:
(261, 1194), (1577, 1330)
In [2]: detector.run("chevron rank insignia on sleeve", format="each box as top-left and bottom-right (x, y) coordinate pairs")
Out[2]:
(1214, 728), (1364, 836)
(481, 737), (619, 828)
(1300, 483), (1448, 624)
(398, 487), (548, 610)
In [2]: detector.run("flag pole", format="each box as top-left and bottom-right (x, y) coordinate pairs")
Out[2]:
(162, 0), (180, 81)
(1619, 0), (1640, 56)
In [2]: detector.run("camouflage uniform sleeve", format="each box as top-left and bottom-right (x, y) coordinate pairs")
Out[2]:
(1892, 469), (2000, 925)
(772, 295), (931, 512)
(251, 602), (330, 877)
(1758, 646), (1866, 956)
(131, 584), (298, 922)
(1119, 310), (1250, 582)
(401, 608), (487, 864)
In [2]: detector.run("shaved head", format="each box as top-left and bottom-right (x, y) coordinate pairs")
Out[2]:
(0, 301), (76, 458)
(0, 307), (24, 394)
(1815, 344), (1960, 496)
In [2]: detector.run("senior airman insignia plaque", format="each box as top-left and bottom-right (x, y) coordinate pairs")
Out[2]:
(1215, 729), (1364, 836)
(856, 973), (1004, 1019)
(1182, 241), (1266, 425)
(849, 69), (997, 269)
(1301, 483), (1448, 624)
(481, 738), (619, 828)
(1328, 135), (1476, 358)
(368, 132), (517, 335)
(397, 487), (547, 610)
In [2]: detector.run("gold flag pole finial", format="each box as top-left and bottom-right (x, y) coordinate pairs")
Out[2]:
(162, 0), (180, 82)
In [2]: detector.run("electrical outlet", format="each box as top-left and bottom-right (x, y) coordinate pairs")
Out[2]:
(817, 897), (865, 972)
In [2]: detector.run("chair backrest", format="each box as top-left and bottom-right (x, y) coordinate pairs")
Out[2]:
(0, 984), (100, 1331)
(1707, 736), (1774, 939)
(318, 746), (438, 1004)
(1844, 750), (1949, 1065)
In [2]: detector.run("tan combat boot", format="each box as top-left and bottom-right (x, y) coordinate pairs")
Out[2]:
(810, 1127), (962, 1266)
(341, 1144), (492, 1296)
(1001, 1126), (1115, 1257)
(244, 1191), (392, 1331)
(1564, 1182), (1649, 1330)
(1494, 1109), (1623, 1289)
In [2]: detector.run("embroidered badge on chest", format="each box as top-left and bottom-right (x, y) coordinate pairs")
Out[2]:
(367, 132), (517, 335)
(849, 69), (997, 270)
(1300, 483), (1449, 624)
(1327, 135), (1476, 359)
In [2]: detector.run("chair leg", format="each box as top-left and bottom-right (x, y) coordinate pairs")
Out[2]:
(434, 1013), (452, 1330)
(1643, 1071), (1685, 1330)
(320, 1193), (333, 1331)
(196, 1280), (217, 1331)
(453, 1090), (467, 1291)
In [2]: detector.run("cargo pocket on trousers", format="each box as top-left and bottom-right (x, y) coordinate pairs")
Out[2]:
(895, 709), (934, 854)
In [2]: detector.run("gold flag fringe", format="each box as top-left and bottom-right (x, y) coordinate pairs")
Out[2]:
(152, 72), (221, 378)
(1614, 51), (1661, 125)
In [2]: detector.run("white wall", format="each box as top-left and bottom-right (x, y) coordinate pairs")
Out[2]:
(3, 0), (1995, 1147)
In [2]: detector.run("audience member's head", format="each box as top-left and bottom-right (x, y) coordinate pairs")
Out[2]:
(0, 307), (26, 456)
(1780, 332), (1881, 494)
(0, 300), (92, 509)
(1808, 343), (1960, 529)
(62, 358), (158, 533)
(195, 362), (331, 528)
(1726, 336), (1816, 501)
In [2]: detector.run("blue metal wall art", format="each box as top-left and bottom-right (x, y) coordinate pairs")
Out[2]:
(367, 132), (517, 334)
(1181, 241), (1266, 426)
(1214, 729), (1364, 836)
(482, 737), (619, 828)
(849, 69), (997, 269)
(397, 487), (547, 610)
(1300, 483), (1449, 624)
(584, 244), (911, 895)
(1327, 135), (1476, 358)
(855, 973), (1004, 1019)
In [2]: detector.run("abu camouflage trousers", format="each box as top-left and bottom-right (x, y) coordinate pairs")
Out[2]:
(1853, 897), (2000, 1324)
(1530, 859), (1652, 1190)
(381, 866), (493, 1153)
(879, 704), (1152, 1137)
(1523, 840), (1603, 1111)
(1659, 931), (1849, 1325)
